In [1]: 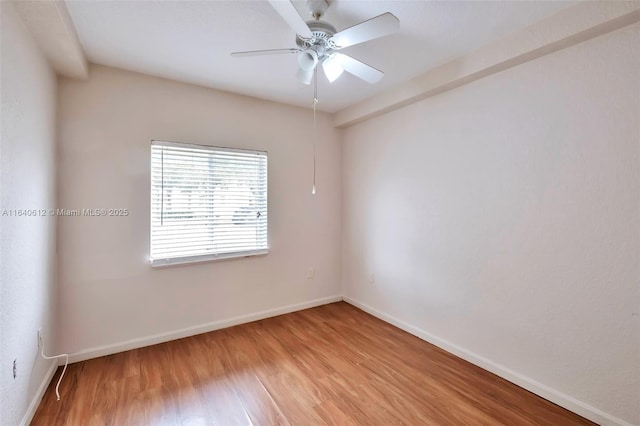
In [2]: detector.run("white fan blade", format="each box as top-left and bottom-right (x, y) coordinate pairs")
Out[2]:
(297, 68), (314, 85)
(231, 48), (300, 57)
(335, 53), (383, 84)
(268, 0), (313, 38)
(331, 12), (399, 49)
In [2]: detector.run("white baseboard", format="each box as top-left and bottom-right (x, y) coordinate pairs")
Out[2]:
(20, 359), (58, 426)
(67, 295), (343, 364)
(343, 296), (633, 426)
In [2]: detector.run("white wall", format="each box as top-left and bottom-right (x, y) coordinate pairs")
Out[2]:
(56, 65), (342, 356)
(0, 3), (58, 425)
(342, 23), (640, 425)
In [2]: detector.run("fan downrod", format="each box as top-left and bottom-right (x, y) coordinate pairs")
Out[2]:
(306, 0), (329, 20)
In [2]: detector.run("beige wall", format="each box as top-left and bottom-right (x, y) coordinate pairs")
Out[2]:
(341, 23), (640, 425)
(56, 65), (342, 356)
(0, 3), (58, 425)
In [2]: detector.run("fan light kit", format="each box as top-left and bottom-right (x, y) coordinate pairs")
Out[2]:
(231, 0), (400, 85)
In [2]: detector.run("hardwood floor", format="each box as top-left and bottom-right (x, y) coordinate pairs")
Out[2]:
(32, 302), (593, 425)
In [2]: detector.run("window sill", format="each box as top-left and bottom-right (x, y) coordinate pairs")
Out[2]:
(150, 249), (269, 268)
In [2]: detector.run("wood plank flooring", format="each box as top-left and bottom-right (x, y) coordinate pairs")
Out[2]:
(32, 302), (593, 425)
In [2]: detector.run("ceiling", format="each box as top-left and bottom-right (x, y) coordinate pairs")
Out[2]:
(65, 0), (575, 113)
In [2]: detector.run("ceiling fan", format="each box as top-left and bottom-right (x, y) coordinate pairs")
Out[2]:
(231, 0), (400, 85)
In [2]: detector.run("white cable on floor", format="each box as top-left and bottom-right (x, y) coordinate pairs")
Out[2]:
(40, 343), (69, 401)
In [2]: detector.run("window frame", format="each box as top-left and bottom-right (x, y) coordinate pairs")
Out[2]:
(149, 140), (268, 267)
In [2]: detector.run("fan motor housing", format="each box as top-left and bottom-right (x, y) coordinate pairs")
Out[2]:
(296, 20), (338, 58)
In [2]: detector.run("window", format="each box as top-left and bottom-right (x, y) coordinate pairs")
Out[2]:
(150, 141), (267, 266)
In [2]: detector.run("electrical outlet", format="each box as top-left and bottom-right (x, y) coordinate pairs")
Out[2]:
(13, 359), (17, 379)
(37, 329), (43, 348)
(369, 274), (375, 284)
(307, 267), (314, 279)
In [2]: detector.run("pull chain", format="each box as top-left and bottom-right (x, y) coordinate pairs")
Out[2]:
(312, 67), (318, 195)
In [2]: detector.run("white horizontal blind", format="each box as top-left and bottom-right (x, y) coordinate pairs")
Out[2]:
(151, 141), (268, 266)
